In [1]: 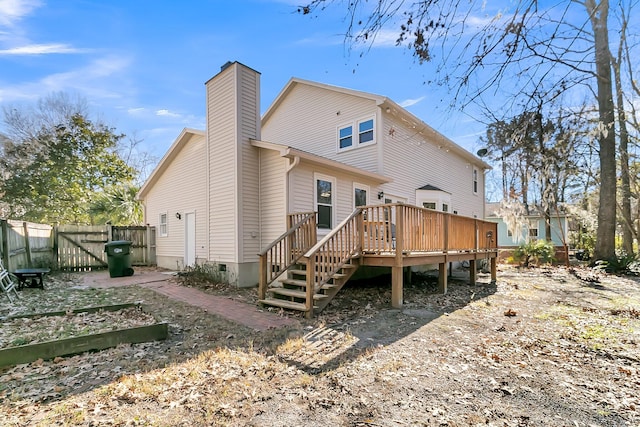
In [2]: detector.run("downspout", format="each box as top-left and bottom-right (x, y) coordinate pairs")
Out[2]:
(258, 148), (262, 249)
(285, 152), (301, 216)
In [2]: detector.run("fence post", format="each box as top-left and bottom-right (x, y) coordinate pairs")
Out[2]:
(1, 220), (8, 269)
(53, 224), (59, 270)
(22, 222), (32, 268)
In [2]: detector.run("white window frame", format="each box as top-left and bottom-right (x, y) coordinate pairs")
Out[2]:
(159, 212), (168, 237)
(314, 173), (336, 230)
(472, 167), (479, 194)
(337, 116), (376, 152)
(422, 201), (437, 210)
(353, 183), (370, 208)
(338, 124), (353, 150)
(528, 220), (539, 240)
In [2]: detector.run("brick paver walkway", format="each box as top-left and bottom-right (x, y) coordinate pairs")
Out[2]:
(79, 270), (299, 331)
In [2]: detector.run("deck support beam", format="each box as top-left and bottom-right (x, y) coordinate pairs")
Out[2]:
(391, 205), (405, 309)
(469, 259), (477, 285)
(391, 266), (403, 308)
(438, 262), (448, 294)
(490, 257), (497, 283)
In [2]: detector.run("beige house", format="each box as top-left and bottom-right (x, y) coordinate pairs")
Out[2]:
(138, 61), (492, 292)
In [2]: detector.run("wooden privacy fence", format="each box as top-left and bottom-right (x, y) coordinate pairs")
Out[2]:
(1, 220), (54, 272)
(0, 220), (156, 272)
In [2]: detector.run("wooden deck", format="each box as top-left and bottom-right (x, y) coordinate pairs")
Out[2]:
(259, 204), (498, 318)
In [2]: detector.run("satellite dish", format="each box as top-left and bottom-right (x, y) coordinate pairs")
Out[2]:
(476, 148), (488, 157)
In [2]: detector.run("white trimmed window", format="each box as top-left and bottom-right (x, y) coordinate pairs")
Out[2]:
(338, 117), (375, 152)
(529, 220), (539, 240)
(159, 213), (168, 237)
(354, 183), (369, 208)
(423, 202), (437, 210)
(338, 125), (353, 149)
(315, 174), (336, 229)
(472, 168), (479, 194)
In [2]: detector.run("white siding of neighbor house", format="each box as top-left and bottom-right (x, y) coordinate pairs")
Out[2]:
(206, 65), (239, 263)
(238, 65), (261, 263)
(144, 133), (208, 265)
(258, 149), (287, 246)
(379, 113), (485, 218)
(261, 83), (379, 174)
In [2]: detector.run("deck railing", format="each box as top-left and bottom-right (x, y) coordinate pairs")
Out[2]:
(360, 204), (497, 253)
(258, 212), (317, 299)
(302, 209), (363, 310)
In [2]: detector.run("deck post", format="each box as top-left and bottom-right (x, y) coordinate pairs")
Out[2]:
(258, 254), (267, 300)
(490, 256), (497, 283)
(469, 259), (477, 285)
(391, 204), (405, 309)
(391, 266), (403, 308)
(438, 262), (448, 294)
(305, 256), (315, 319)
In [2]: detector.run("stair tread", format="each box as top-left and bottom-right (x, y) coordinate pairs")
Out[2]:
(281, 278), (307, 287)
(288, 269), (307, 276)
(259, 299), (312, 312)
(269, 288), (328, 300)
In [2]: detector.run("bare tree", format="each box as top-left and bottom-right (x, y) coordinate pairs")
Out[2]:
(300, 0), (624, 262)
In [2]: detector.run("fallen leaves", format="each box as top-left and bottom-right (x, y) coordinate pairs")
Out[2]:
(0, 307), (156, 349)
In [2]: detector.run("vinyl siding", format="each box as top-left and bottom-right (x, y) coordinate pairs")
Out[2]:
(207, 66), (238, 263)
(144, 133), (207, 261)
(380, 114), (485, 218)
(238, 65), (261, 262)
(258, 149), (287, 245)
(288, 162), (382, 227)
(262, 83), (379, 173)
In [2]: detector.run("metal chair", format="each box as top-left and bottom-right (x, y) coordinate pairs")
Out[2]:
(0, 259), (19, 303)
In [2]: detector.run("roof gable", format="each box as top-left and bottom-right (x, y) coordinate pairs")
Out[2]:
(137, 128), (205, 200)
(261, 77), (491, 170)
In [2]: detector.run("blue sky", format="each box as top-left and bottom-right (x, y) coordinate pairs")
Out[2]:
(0, 0), (495, 164)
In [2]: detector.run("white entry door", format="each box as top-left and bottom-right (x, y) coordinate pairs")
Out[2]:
(185, 212), (196, 267)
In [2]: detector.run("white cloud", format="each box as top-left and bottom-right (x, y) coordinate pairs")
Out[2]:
(0, 54), (133, 103)
(155, 109), (181, 118)
(400, 96), (425, 108)
(0, 43), (89, 55)
(127, 107), (145, 115)
(0, 0), (42, 26)
(365, 29), (400, 47)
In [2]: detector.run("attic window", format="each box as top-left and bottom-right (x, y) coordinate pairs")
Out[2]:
(339, 126), (353, 149)
(359, 119), (374, 144)
(473, 168), (479, 194)
(338, 117), (375, 152)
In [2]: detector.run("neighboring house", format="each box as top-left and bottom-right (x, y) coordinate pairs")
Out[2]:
(137, 61), (493, 292)
(485, 202), (569, 262)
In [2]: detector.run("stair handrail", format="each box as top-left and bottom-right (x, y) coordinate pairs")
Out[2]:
(303, 208), (362, 296)
(258, 212), (317, 299)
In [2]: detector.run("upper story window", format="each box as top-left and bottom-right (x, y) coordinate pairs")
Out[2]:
(472, 168), (479, 194)
(159, 213), (168, 237)
(358, 119), (374, 144)
(338, 117), (375, 152)
(339, 126), (353, 149)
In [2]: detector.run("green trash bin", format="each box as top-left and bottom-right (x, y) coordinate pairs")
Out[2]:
(105, 240), (134, 278)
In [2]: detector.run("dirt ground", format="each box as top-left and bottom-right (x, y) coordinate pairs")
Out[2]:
(1, 265), (639, 426)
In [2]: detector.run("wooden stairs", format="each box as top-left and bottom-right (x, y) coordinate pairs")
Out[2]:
(259, 256), (360, 316)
